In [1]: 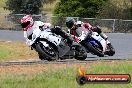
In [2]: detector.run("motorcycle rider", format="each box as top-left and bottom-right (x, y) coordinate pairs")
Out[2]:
(66, 17), (108, 42)
(21, 15), (52, 46)
(66, 17), (111, 54)
(21, 15), (75, 47)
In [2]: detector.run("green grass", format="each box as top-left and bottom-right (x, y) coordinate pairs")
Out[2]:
(0, 41), (37, 61)
(0, 47), (12, 60)
(0, 61), (131, 88)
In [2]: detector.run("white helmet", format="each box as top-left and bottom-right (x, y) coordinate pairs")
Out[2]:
(21, 15), (34, 31)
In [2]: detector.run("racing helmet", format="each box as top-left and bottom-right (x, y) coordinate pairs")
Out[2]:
(65, 17), (75, 29)
(21, 15), (34, 31)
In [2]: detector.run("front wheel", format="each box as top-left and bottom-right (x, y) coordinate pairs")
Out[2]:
(106, 43), (115, 56)
(35, 41), (58, 61)
(86, 43), (104, 57)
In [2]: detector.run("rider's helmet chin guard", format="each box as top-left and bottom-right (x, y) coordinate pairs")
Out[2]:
(21, 15), (34, 31)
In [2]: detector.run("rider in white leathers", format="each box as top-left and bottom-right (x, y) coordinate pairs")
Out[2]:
(21, 15), (51, 46)
(21, 15), (74, 47)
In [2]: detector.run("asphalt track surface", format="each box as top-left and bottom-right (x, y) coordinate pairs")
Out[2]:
(0, 30), (132, 65)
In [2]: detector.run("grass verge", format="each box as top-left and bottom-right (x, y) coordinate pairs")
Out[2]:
(0, 41), (37, 61)
(0, 61), (131, 88)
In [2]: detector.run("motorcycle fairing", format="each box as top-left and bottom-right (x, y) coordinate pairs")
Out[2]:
(91, 32), (107, 52)
(39, 30), (70, 57)
(39, 30), (62, 46)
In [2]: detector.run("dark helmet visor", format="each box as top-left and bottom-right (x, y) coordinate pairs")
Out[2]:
(21, 21), (30, 28)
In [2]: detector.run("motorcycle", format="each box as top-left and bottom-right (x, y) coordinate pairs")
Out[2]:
(26, 28), (87, 61)
(81, 32), (115, 57)
(71, 29), (115, 57)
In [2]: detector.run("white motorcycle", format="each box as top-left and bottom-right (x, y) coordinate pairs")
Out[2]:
(71, 27), (115, 57)
(26, 28), (87, 61)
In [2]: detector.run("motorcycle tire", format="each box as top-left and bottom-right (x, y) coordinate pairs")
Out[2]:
(38, 54), (52, 61)
(106, 43), (115, 56)
(75, 51), (87, 60)
(86, 42), (104, 57)
(35, 42), (58, 61)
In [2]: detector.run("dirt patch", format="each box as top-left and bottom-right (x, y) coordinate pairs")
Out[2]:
(0, 64), (77, 75)
(0, 60), (131, 76)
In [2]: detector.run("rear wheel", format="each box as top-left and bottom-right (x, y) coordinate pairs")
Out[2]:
(35, 41), (58, 61)
(75, 52), (87, 60)
(86, 43), (104, 57)
(74, 47), (87, 60)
